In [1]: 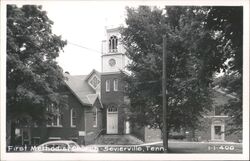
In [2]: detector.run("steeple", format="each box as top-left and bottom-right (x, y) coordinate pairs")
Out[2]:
(101, 27), (126, 73)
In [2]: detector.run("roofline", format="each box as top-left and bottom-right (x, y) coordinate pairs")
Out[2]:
(100, 71), (122, 75)
(106, 27), (121, 32)
(90, 94), (103, 109)
(101, 53), (125, 57)
(101, 70), (130, 76)
(97, 96), (104, 109)
(212, 86), (239, 100)
(86, 94), (104, 109)
(84, 69), (100, 82)
(64, 82), (92, 107)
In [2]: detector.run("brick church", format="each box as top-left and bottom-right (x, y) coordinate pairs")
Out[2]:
(8, 27), (135, 146)
(8, 27), (241, 147)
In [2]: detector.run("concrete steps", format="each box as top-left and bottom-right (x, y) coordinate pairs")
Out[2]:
(96, 134), (144, 145)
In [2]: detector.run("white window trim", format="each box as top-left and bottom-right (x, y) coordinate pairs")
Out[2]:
(93, 108), (98, 128)
(46, 109), (63, 127)
(88, 75), (100, 89)
(107, 106), (118, 113)
(114, 79), (118, 91)
(70, 109), (76, 127)
(106, 80), (110, 92)
(109, 35), (118, 53)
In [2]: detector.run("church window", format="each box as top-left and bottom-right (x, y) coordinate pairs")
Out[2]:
(114, 79), (118, 91)
(93, 107), (98, 127)
(46, 105), (62, 127)
(108, 58), (116, 67)
(106, 80), (110, 92)
(70, 108), (76, 127)
(109, 35), (118, 53)
(89, 75), (100, 89)
(107, 105), (118, 113)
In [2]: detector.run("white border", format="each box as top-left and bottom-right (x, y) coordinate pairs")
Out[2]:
(1, 0), (249, 160)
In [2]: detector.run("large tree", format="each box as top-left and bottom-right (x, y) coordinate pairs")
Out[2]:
(121, 6), (224, 137)
(7, 5), (67, 145)
(206, 7), (243, 134)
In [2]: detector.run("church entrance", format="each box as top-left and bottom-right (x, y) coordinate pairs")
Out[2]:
(211, 120), (225, 141)
(107, 106), (118, 134)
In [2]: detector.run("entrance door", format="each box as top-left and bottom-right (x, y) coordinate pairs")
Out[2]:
(211, 122), (225, 141)
(107, 106), (118, 134)
(214, 126), (222, 140)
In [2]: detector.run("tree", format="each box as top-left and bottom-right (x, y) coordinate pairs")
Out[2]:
(206, 7), (243, 134)
(206, 7), (243, 74)
(121, 6), (223, 142)
(7, 5), (67, 145)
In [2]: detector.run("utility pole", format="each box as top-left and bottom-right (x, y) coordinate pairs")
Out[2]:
(162, 35), (168, 153)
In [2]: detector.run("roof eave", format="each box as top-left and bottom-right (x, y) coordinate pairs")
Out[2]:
(64, 82), (92, 108)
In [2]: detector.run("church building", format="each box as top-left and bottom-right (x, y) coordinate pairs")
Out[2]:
(8, 27), (242, 148)
(100, 27), (131, 135)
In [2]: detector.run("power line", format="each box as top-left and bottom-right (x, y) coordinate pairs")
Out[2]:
(67, 41), (102, 54)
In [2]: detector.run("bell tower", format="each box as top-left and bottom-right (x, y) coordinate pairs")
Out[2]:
(101, 27), (130, 134)
(101, 27), (126, 73)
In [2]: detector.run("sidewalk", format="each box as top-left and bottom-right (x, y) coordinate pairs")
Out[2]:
(140, 140), (243, 146)
(88, 139), (242, 147)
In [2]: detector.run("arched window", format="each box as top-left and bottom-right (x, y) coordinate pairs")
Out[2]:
(107, 105), (118, 113)
(109, 36), (118, 52)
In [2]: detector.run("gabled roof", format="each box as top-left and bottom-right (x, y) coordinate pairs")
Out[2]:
(84, 69), (101, 82)
(87, 94), (99, 105)
(64, 73), (99, 107)
(87, 94), (104, 109)
(213, 85), (238, 100)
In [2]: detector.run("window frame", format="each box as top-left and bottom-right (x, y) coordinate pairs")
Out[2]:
(113, 79), (118, 91)
(93, 107), (98, 127)
(70, 108), (76, 127)
(46, 106), (63, 127)
(89, 75), (100, 89)
(109, 35), (118, 53)
(106, 80), (111, 92)
(107, 106), (118, 113)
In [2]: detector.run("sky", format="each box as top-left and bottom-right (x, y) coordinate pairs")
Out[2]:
(5, 1), (243, 76)
(42, 2), (128, 75)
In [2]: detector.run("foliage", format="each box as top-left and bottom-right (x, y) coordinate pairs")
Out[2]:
(213, 72), (242, 134)
(121, 6), (224, 132)
(7, 5), (67, 125)
(206, 6), (243, 74)
(207, 7), (243, 134)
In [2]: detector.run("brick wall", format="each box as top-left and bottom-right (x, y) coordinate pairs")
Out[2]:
(101, 73), (127, 134)
(84, 100), (104, 145)
(30, 90), (86, 145)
